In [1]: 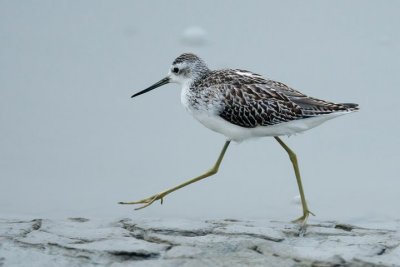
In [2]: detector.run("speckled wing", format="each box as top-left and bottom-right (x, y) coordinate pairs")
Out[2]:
(218, 83), (307, 128)
(265, 80), (359, 116)
(195, 69), (358, 129)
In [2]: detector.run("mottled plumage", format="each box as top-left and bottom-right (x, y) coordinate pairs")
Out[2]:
(165, 53), (359, 140)
(124, 53), (359, 224)
(189, 68), (358, 129)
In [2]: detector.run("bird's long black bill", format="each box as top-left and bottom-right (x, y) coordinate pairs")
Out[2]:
(131, 77), (170, 98)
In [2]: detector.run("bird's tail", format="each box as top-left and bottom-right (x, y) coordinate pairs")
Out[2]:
(341, 103), (359, 111)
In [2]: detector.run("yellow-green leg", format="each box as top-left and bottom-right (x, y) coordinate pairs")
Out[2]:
(274, 137), (314, 224)
(119, 140), (231, 210)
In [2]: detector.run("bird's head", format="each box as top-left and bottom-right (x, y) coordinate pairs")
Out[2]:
(131, 53), (209, 98)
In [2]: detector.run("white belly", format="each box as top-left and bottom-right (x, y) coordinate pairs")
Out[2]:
(190, 110), (354, 142)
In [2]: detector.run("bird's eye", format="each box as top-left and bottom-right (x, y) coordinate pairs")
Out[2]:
(173, 67), (179, 73)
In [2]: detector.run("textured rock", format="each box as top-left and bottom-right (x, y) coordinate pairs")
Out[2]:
(0, 218), (399, 267)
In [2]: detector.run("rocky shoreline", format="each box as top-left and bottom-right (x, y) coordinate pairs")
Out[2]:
(1, 218), (399, 266)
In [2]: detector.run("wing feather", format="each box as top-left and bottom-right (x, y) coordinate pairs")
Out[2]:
(193, 69), (358, 128)
(219, 84), (306, 128)
(265, 79), (359, 116)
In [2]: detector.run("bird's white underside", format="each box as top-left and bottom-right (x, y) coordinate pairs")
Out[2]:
(192, 110), (353, 141)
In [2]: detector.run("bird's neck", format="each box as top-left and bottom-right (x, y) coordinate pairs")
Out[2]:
(191, 69), (210, 87)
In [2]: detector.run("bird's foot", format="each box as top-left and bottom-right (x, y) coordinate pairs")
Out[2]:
(118, 191), (167, 210)
(292, 210), (315, 225)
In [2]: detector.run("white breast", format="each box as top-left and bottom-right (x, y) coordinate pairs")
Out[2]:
(180, 83), (192, 113)
(180, 82), (223, 115)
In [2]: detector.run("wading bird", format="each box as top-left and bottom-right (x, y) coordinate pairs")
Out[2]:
(119, 53), (359, 224)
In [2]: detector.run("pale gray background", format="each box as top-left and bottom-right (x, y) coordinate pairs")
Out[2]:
(1, 1), (399, 222)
